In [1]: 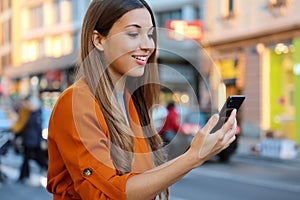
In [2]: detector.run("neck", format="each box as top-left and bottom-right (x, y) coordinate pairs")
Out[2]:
(112, 75), (127, 92)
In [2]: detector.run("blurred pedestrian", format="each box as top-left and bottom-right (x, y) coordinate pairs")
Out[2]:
(158, 101), (180, 145)
(46, 0), (237, 199)
(11, 95), (47, 183)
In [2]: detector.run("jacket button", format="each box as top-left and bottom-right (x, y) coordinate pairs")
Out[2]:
(83, 168), (93, 177)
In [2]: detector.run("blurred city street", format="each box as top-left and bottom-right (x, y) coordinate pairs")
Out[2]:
(1, 0), (300, 199)
(0, 180), (51, 200)
(170, 154), (300, 200)
(0, 147), (51, 200)
(1, 135), (299, 200)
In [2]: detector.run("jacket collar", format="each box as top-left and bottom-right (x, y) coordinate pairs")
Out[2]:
(124, 89), (154, 172)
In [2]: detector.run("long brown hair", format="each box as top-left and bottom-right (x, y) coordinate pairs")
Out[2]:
(79, 0), (167, 197)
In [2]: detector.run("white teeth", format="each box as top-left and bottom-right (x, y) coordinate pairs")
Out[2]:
(134, 56), (147, 61)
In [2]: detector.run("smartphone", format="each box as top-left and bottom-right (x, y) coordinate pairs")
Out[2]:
(210, 95), (245, 134)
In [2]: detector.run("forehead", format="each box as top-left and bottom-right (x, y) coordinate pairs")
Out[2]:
(111, 8), (153, 31)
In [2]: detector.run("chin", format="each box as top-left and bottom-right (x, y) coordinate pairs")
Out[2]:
(128, 67), (145, 77)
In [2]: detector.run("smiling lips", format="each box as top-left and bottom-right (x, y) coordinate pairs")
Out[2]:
(132, 55), (148, 65)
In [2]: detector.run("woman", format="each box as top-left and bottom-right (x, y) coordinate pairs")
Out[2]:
(46, 0), (237, 199)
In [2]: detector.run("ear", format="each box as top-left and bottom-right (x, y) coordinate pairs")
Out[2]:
(92, 30), (105, 51)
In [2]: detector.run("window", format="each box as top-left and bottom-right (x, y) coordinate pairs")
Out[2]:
(61, 0), (72, 23)
(23, 40), (38, 62)
(1, 53), (12, 68)
(0, 0), (12, 12)
(156, 10), (182, 28)
(45, 36), (63, 58)
(0, 22), (3, 45)
(22, 39), (45, 62)
(268, 0), (291, 9)
(221, 0), (237, 20)
(52, 36), (62, 57)
(267, 0), (291, 16)
(38, 40), (46, 58)
(0, 19), (12, 45)
(30, 5), (44, 29)
(53, 0), (61, 24)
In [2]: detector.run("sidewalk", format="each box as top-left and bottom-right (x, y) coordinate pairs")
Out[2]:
(236, 136), (300, 166)
(0, 148), (51, 200)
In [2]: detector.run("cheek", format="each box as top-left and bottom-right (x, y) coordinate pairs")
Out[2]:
(104, 41), (136, 65)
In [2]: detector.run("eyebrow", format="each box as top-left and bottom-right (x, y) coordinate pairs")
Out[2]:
(125, 24), (154, 30)
(125, 24), (141, 28)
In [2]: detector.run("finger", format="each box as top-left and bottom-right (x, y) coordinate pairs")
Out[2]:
(224, 118), (237, 141)
(191, 114), (219, 152)
(228, 133), (236, 144)
(221, 109), (237, 133)
(201, 114), (219, 134)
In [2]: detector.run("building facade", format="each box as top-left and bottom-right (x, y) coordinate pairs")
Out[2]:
(200, 0), (300, 142)
(1, 0), (90, 108)
(0, 0), (14, 99)
(148, 0), (300, 142)
(148, 0), (207, 116)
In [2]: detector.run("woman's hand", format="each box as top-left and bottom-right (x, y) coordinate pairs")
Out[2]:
(126, 109), (237, 200)
(187, 109), (237, 168)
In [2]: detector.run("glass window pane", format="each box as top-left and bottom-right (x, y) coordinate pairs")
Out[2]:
(30, 5), (44, 29)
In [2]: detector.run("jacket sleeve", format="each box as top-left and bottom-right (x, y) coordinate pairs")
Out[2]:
(47, 87), (136, 200)
(11, 108), (31, 134)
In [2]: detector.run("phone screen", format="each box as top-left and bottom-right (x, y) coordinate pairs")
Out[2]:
(210, 95), (245, 134)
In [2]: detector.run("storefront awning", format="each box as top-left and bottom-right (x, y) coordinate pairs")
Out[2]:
(4, 52), (78, 79)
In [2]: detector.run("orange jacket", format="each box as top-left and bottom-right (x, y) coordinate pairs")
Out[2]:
(47, 78), (154, 199)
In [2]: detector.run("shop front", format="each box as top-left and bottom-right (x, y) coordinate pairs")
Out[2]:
(258, 37), (300, 143)
(268, 42), (295, 140)
(293, 38), (300, 143)
(3, 52), (77, 108)
(212, 50), (245, 130)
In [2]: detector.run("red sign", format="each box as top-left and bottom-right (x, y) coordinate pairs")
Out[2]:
(45, 70), (61, 82)
(166, 20), (203, 41)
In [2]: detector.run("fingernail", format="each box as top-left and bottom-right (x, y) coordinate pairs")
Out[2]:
(213, 113), (219, 119)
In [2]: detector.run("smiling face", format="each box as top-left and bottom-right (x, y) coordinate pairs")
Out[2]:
(98, 8), (155, 82)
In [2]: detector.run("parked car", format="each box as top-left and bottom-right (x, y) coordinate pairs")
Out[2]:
(181, 111), (240, 162)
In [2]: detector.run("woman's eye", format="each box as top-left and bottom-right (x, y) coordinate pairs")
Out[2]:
(127, 32), (139, 38)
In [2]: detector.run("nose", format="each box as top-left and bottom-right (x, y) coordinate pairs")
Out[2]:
(140, 34), (155, 51)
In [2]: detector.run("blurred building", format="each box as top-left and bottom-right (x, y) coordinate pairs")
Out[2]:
(148, 0), (208, 122)
(1, 0), (300, 143)
(200, 0), (300, 142)
(1, 0), (90, 108)
(0, 0), (14, 99)
(148, 0), (300, 143)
